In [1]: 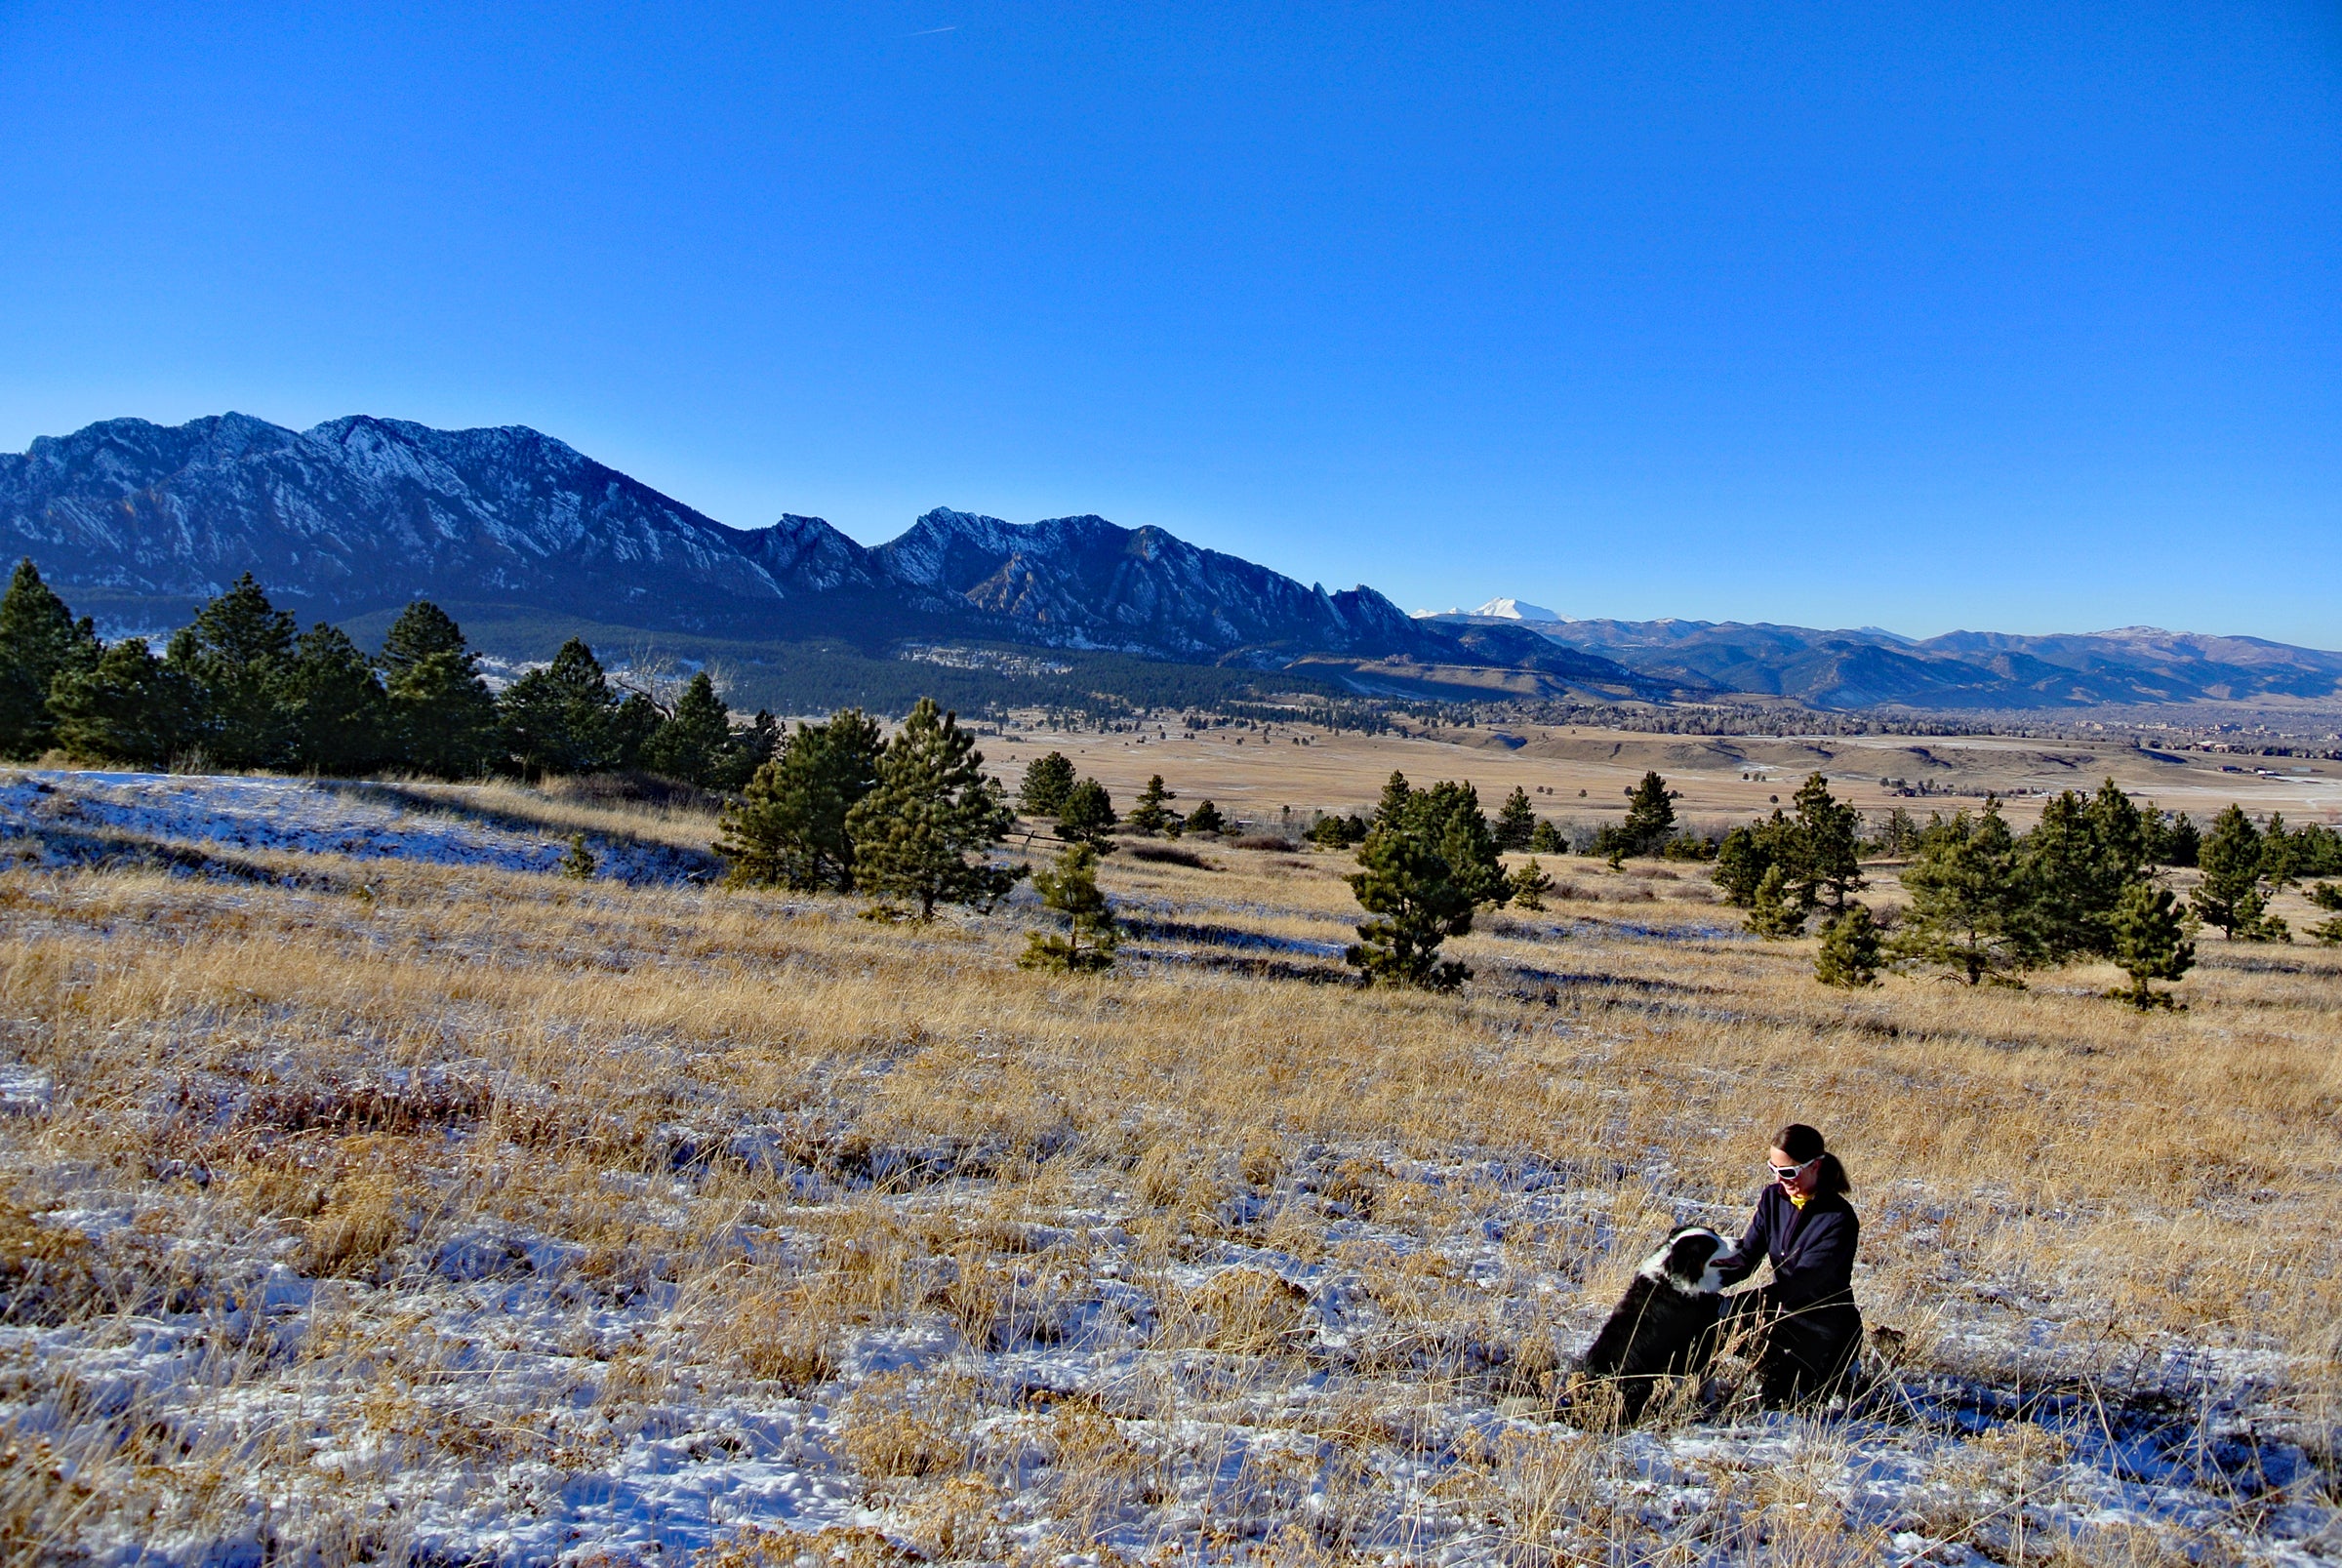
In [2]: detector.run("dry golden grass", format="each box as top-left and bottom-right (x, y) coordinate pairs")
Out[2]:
(0, 808), (2333, 1562)
(990, 718), (2342, 833)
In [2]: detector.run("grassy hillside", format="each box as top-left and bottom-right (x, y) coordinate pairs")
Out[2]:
(0, 771), (2333, 1562)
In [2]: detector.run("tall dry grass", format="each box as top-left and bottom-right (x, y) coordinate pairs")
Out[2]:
(0, 830), (2331, 1563)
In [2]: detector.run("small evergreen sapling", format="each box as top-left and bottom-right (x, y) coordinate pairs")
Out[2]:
(2305, 881), (2342, 946)
(1019, 842), (1119, 973)
(1813, 903), (1882, 988)
(1184, 798), (1227, 836)
(1527, 819), (1564, 855)
(1125, 774), (1179, 837)
(560, 833), (597, 880)
(1510, 857), (1555, 911)
(1344, 825), (1474, 991)
(2107, 880), (2194, 1009)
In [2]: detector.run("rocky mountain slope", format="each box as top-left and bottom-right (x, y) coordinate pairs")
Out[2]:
(9, 413), (2332, 709)
(0, 414), (1570, 673)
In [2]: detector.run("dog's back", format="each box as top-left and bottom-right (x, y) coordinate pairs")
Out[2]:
(1578, 1227), (1731, 1415)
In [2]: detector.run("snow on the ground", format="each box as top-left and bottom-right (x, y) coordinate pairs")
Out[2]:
(0, 770), (713, 883)
(9, 1140), (2331, 1566)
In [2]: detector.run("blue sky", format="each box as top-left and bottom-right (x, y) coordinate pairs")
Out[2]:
(3, 2), (2337, 644)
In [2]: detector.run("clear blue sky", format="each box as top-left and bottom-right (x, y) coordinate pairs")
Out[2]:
(3, 2), (2337, 645)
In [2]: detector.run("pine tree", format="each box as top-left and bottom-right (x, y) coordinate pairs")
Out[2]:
(0, 560), (99, 758)
(49, 640), (197, 768)
(1344, 825), (1474, 991)
(714, 707), (882, 890)
(713, 710), (783, 794)
(2306, 882), (2342, 946)
(1493, 786), (1537, 851)
(1527, 819), (1564, 855)
(609, 691), (664, 771)
(1125, 774), (1178, 837)
(1891, 800), (2039, 985)
(379, 603), (500, 778)
(2193, 805), (2281, 942)
(641, 671), (733, 787)
(166, 573), (298, 769)
(844, 699), (1019, 920)
(1617, 771), (1679, 857)
(1875, 807), (1922, 859)
(1056, 779), (1118, 848)
(2259, 814), (2302, 889)
(1784, 772), (1865, 917)
(379, 600), (470, 677)
(1747, 862), (1805, 939)
(2108, 881), (2194, 1009)
(1511, 857), (1555, 910)
(1019, 842), (1119, 973)
(2159, 813), (2201, 867)
(1184, 798), (1227, 836)
(1714, 822), (1774, 908)
(1406, 781), (1510, 907)
(1814, 903), (1882, 988)
(1018, 751), (1077, 818)
(499, 638), (618, 777)
(284, 623), (389, 775)
(1374, 771), (1413, 828)
(2021, 780), (2147, 962)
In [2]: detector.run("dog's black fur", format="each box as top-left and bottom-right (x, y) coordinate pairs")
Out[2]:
(1578, 1226), (1732, 1420)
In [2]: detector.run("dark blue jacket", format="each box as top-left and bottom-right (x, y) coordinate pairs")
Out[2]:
(1716, 1186), (1860, 1318)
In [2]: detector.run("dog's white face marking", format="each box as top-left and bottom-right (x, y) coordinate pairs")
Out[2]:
(1635, 1226), (1726, 1292)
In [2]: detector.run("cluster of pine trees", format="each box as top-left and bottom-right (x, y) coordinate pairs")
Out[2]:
(1014, 752), (1225, 847)
(0, 562), (778, 786)
(714, 700), (1020, 921)
(1707, 773), (2341, 1006)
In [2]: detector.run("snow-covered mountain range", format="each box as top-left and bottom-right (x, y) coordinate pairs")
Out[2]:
(5, 413), (2335, 709)
(2, 414), (1592, 675)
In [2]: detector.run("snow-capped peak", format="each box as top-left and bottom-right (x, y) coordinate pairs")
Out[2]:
(1474, 596), (1560, 622)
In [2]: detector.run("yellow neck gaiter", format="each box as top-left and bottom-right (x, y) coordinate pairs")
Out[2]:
(1788, 1189), (1809, 1209)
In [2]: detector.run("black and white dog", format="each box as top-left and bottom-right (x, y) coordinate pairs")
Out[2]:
(1576, 1226), (1733, 1420)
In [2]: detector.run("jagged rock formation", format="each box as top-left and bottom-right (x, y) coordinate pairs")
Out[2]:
(0, 414), (1605, 676)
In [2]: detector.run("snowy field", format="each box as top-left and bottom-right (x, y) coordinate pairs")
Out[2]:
(0, 770), (717, 884)
(0, 773), (2332, 1565)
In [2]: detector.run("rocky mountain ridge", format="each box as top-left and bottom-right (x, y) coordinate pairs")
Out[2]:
(8, 413), (2334, 710)
(0, 413), (1652, 688)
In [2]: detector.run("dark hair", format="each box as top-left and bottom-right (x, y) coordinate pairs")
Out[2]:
(1772, 1122), (1851, 1195)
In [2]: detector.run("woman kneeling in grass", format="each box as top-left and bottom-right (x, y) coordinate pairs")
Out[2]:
(1716, 1122), (1864, 1405)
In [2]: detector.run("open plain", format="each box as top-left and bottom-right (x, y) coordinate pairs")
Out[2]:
(987, 722), (2342, 836)
(0, 768), (2334, 1564)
